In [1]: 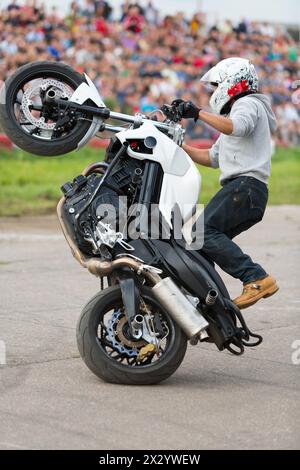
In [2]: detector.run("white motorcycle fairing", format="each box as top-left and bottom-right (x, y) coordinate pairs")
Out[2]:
(116, 121), (201, 228)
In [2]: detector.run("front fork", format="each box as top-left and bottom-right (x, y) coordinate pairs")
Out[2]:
(118, 270), (142, 339)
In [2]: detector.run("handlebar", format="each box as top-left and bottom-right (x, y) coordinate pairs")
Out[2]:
(52, 96), (178, 132)
(51, 96), (184, 143)
(108, 110), (173, 132)
(99, 108), (185, 145)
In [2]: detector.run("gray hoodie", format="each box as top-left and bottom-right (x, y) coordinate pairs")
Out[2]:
(209, 93), (277, 185)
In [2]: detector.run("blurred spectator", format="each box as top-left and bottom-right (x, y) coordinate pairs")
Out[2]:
(0, 0), (299, 146)
(144, 1), (158, 25)
(96, 1), (112, 20)
(277, 101), (300, 146)
(124, 5), (144, 33)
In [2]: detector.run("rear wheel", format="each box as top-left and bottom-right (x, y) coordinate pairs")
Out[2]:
(0, 61), (91, 156)
(76, 286), (187, 385)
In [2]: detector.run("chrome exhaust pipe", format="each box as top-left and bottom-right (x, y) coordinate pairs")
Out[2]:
(152, 277), (209, 339)
(205, 289), (218, 306)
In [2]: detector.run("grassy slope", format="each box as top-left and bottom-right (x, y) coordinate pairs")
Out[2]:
(0, 146), (299, 216)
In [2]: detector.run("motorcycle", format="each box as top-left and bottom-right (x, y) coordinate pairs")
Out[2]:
(0, 61), (263, 385)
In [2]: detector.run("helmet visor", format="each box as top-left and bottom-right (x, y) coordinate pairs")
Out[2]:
(200, 65), (227, 84)
(200, 68), (216, 83)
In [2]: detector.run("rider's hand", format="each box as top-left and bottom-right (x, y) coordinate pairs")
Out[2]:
(171, 99), (201, 122)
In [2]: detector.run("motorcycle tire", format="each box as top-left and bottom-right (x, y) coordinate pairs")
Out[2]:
(76, 285), (188, 385)
(0, 61), (92, 156)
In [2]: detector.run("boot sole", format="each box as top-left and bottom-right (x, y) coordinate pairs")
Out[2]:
(236, 285), (279, 309)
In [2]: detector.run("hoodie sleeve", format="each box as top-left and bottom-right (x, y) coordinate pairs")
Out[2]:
(230, 98), (259, 137)
(209, 136), (220, 168)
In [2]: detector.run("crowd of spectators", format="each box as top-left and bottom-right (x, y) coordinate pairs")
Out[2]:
(0, 0), (299, 145)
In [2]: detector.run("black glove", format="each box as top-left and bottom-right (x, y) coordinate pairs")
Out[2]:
(171, 99), (201, 122)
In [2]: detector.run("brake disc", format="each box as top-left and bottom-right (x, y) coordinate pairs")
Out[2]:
(21, 78), (73, 130)
(107, 310), (145, 358)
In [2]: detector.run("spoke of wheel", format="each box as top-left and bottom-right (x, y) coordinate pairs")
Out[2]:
(104, 344), (115, 353)
(98, 323), (112, 346)
(110, 351), (125, 361)
(102, 339), (114, 348)
(29, 127), (39, 135)
(20, 122), (33, 126)
(100, 321), (108, 334)
(144, 354), (156, 365)
(127, 357), (137, 366)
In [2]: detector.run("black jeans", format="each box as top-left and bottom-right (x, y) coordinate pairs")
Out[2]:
(201, 176), (268, 284)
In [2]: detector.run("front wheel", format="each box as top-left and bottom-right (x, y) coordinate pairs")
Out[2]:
(0, 61), (92, 156)
(76, 286), (187, 385)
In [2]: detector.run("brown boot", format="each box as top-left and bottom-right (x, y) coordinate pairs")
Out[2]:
(234, 275), (279, 309)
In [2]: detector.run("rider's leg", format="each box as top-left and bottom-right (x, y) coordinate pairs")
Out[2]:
(201, 176), (278, 308)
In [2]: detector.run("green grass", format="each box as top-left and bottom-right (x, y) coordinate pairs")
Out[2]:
(0, 146), (299, 216)
(0, 147), (104, 216)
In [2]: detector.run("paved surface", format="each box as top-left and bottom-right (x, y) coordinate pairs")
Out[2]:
(0, 206), (299, 450)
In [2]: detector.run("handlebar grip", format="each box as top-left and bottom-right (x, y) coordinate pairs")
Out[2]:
(161, 104), (182, 123)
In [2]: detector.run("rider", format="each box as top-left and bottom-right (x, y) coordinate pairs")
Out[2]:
(175, 57), (279, 309)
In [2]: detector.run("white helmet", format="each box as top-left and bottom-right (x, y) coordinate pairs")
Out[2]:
(200, 57), (259, 115)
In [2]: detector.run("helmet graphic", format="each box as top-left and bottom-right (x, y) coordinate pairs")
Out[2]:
(200, 57), (259, 114)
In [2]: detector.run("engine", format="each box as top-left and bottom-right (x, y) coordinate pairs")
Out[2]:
(60, 140), (145, 258)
